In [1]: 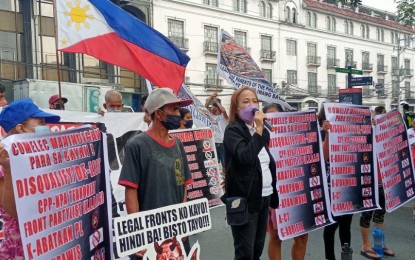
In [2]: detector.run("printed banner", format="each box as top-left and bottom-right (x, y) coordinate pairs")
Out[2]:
(217, 30), (291, 110)
(170, 128), (224, 208)
(114, 198), (211, 258)
(146, 81), (222, 136)
(268, 110), (333, 240)
(2, 126), (112, 259)
(324, 103), (378, 216)
(374, 109), (415, 212)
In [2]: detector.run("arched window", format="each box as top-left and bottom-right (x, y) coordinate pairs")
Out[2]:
(292, 8), (297, 23)
(350, 22), (353, 35)
(366, 25), (369, 38)
(267, 3), (272, 18)
(331, 17), (336, 31)
(376, 28), (380, 41)
(326, 15), (331, 30)
(312, 12), (317, 28)
(285, 6), (291, 21)
(381, 29), (384, 42)
(259, 1), (266, 17)
(306, 11), (311, 26)
(361, 24), (365, 37)
(344, 20), (349, 34)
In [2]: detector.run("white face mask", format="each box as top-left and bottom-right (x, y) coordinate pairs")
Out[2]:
(107, 109), (122, 113)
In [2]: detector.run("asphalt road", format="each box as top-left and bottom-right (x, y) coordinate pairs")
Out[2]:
(191, 203), (415, 259)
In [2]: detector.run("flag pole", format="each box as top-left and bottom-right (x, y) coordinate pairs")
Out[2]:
(52, 0), (63, 98)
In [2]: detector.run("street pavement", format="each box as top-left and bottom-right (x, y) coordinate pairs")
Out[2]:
(191, 203), (415, 259)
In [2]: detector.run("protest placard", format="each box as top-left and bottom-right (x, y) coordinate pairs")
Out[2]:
(170, 128), (224, 208)
(217, 30), (291, 110)
(114, 198), (211, 258)
(374, 109), (415, 212)
(2, 126), (112, 259)
(268, 110), (333, 240)
(324, 103), (378, 216)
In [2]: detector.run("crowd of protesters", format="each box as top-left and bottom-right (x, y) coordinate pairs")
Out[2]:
(0, 83), (413, 260)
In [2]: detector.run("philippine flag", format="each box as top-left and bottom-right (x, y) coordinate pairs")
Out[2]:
(56, 0), (190, 92)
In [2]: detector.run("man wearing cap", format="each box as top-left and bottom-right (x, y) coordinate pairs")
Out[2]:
(118, 88), (193, 259)
(0, 98), (60, 259)
(49, 94), (68, 110)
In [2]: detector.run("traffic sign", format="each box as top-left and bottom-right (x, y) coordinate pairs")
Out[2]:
(335, 67), (363, 75)
(348, 76), (373, 87)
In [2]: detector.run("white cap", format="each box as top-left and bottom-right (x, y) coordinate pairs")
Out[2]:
(145, 88), (193, 115)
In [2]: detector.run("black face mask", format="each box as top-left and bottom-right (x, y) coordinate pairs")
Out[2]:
(159, 110), (181, 130)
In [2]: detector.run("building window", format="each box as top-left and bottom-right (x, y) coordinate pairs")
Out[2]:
(376, 28), (384, 42)
(261, 35), (273, 58)
(168, 19), (186, 49)
(83, 54), (108, 79)
(262, 69), (272, 84)
(234, 30), (247, 48)
(259, 1), (266, 17)
(345, 49), (354, 67)
(391, 56), (398, 73)
(285, 6), (291, 21)
(377, 79), (385, 97)
(286, 40), (297, 56)
(204, 26), (218, 53)
(405, 59), (411, 70)
(306, 11), (317, 28)
(0, 0), (19, 11)
(285, 5), (296, 23)
(203, 0), (218, 7)
(292, 8), (297, 23)
(344, 20), (353, 35)
(308, 72), (317, 86)
(391, 31), (399, 44)
(361, 24), (370, 38)
(377, 54), (385, 72)
(405, 81), (411, 98)
(362, 51), (370, 70)
(326, 16), (336, 31)
(205, 63), (217, 86)
(233, 0), (247, 13)
(266, 3), (272, 18)
(392, 80), (399, 98)
(287, 70), (297, 85)
(327, 46), (336, 66)
(328, 74), (337, 94)
(307, 42), (317, 57)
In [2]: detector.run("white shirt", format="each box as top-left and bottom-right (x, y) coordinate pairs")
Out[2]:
(247, 124), (273, 196)
(213, 114), (228, 143)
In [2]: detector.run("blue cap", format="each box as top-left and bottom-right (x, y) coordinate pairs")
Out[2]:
(0, 99), (60, 132)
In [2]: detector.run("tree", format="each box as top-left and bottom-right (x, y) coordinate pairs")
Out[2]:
(396, 0), (415, 26)
(337, 0), (362, 7)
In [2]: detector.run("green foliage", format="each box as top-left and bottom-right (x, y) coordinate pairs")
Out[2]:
(396, 0), (415, 26)
(337, 0), (362, 7)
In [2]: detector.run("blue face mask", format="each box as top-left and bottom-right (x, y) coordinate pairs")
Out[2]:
(34, 125), (51, 133)
(159, 110), (181, 130)
(185, 120), (193, 129)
